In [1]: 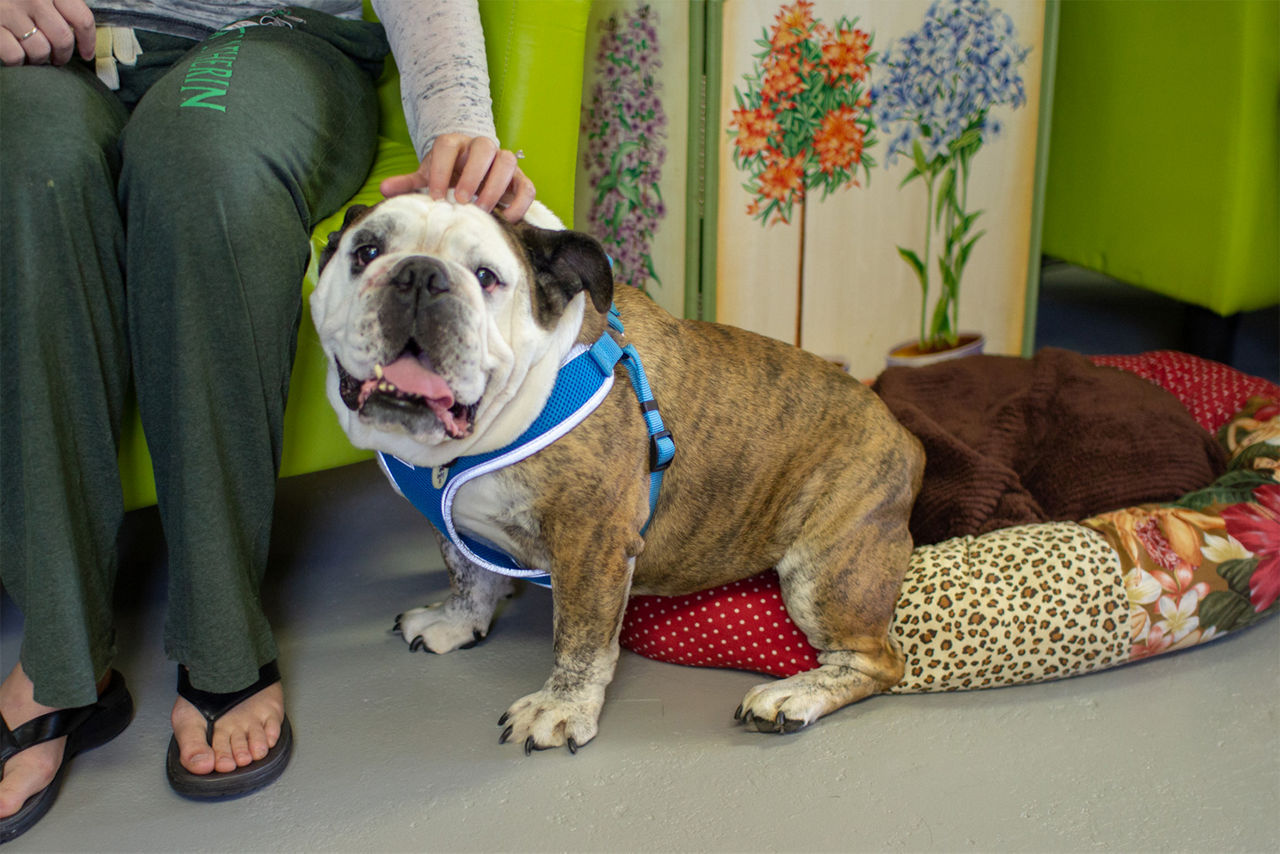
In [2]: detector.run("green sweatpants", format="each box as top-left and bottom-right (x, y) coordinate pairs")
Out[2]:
(0, 10), (387, 707)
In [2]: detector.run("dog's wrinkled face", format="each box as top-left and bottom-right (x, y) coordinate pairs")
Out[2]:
(311, 194), (612, 467)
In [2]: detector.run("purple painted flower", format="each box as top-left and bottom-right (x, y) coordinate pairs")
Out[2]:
(581, 4), (668, 293)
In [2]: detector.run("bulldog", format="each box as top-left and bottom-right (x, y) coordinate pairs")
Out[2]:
(311, 194), (924, 753)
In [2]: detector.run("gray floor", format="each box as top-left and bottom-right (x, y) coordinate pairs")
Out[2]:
(3, 269), (1278, 852)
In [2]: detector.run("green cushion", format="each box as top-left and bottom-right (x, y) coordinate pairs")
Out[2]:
(1042, 0), (1278, 315)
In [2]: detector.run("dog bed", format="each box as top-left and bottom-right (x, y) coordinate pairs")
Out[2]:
(619, 351), (1280, 691)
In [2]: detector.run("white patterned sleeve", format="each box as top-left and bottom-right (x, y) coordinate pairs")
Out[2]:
(371, 0), (499, 160)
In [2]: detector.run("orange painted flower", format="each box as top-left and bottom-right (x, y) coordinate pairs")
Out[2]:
(769, 0), (815, 50)
(822, 26), (870, 83)
(761, 48), (806, 105)
(812, 105), (864, 175)
(755, 151), (806, 207)
(730, 105), (780, 159)
(729, 2), (878, 225)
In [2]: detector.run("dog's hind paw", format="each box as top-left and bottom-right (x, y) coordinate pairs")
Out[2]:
(397, 601), (489, 654)
(735, 662), (886, 734)
(497, 689), (601, 754)
(734, 673), (840, 734)
(734, 703), (807, 734)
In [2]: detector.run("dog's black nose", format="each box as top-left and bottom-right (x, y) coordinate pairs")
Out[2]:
(388, 256), (450, 295)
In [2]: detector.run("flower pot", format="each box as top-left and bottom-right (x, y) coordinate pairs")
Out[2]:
(885, 333), (986, 368)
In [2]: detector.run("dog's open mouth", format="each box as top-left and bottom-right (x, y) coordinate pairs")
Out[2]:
(336, 347), (477, 439)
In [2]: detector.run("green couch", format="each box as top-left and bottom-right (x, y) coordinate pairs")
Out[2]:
(117, 0), (590, 510)
(1041, 0), (1278, 317)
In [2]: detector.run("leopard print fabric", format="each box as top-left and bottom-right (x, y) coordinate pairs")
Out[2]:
(888, 522), (1130, 693)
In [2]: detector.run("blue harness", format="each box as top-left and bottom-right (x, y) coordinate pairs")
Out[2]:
(378, 305), (674, 588)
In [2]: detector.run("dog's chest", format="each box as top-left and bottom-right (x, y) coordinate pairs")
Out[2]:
(451, 470), (549, 570)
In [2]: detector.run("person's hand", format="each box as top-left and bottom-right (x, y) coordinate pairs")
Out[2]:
(0, 0), (94, 67)
(380, 133), (536, 223)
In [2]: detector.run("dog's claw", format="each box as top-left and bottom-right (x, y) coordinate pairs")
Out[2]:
(524, 736), (535, 756)
(567, 737), (578, 755)
(498, 712), (509, 727)
(459, 629), (486, 650)
(733, 704), (743, 722)
(500, 725), (513, 744)
(409, 636), (425, 653)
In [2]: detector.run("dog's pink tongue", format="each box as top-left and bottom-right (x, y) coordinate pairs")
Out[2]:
(382, 355), (454, 406)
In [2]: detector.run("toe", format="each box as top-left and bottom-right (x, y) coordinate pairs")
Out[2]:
(229, 731), (253, 768)
(171, 701), (216, 775)
(247, 725), (270, 762)
(210, 727), (237, 774)
(262, 712), (281, 750)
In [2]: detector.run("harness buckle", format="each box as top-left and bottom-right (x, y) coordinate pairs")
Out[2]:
(649, 429), (674, 473)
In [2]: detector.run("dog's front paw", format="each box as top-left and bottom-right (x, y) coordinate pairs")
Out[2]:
(497, 688), (603, 754)
(395, 600), (489, 654)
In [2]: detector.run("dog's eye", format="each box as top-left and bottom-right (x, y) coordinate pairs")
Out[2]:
(353, 244), (380, 267)
(475, 267), (502, 292)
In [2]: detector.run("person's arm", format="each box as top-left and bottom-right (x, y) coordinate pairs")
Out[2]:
(372, 0), (534, 221)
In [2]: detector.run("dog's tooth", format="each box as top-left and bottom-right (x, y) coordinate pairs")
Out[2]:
(374, 363), (384, 379)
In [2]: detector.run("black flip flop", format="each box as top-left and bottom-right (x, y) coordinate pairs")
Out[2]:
(166, 661), (293, 800)
(0, 670), (134, 844)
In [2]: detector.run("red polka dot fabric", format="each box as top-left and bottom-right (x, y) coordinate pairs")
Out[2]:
(622, 572), (819, 677)
(618, 351), (1279, 679)
(1090, 351), (1280, 433)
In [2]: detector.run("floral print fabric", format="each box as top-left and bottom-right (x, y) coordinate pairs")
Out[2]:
(1083, 397), (1280, 662)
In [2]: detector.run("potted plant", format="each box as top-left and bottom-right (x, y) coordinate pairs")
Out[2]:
(875, 0), (1030, 365)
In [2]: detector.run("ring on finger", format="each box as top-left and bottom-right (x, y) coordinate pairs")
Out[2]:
(19, 26), (39, 40)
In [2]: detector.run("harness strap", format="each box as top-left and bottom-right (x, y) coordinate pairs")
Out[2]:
(591, 305), (675, 531)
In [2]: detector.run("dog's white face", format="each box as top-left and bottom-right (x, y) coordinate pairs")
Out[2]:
(311, 195), (613, 467)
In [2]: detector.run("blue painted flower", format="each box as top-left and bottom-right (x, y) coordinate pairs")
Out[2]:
(873, 0), (1029, 166)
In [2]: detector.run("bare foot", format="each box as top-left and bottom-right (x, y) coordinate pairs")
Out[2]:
(0, 664), (68, 820)
(170, 679), (284, 775)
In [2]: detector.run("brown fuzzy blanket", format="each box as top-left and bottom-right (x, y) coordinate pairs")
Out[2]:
(872, 348), (1228, 546)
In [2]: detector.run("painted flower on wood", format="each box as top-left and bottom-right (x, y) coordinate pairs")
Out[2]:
(729, 0), (877, 226)
(581, 3), (667, 293)
(874, 0), (1030, 351)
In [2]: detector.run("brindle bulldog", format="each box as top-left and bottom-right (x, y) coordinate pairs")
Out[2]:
(311, 194), (924, 753)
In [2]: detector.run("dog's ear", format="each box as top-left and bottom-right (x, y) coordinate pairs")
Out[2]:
(318, 204), (371, 275)
(514, 223), (614, 326)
